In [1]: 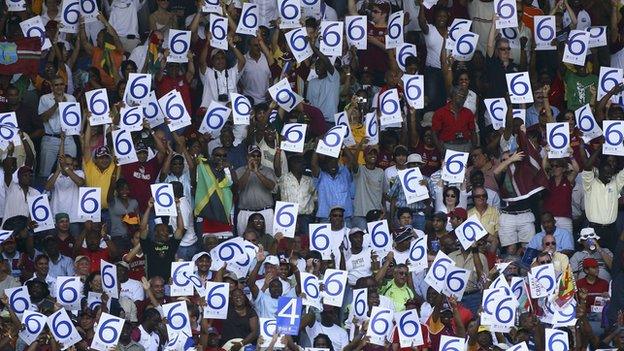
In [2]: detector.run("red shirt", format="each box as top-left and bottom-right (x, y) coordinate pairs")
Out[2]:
(543, 177), (573, 218)
(413, 142), (441, 177)
(121, 158), (162, 213)
(55, 235), (76, 258)
(156, 75), (193, 116)
(79, 247), (111, 272)
(391, 324), (431, 350)
(122, 252), (146, 281)
(431, 104), (475, 143)
(576, 277), (609, 309)
(358, 23), (388, 74)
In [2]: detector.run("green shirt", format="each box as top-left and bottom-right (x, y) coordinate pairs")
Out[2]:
(564, 71), (598, 112)
(380, 279), (415, 312)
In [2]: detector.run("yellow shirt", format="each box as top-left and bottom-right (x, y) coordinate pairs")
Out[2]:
(468, 205), (500, 238)
(83, 159), (115, 209)
(582, 169), (624, 225)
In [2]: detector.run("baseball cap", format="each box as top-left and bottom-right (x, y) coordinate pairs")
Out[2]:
(348, 227), (365, 236)
(17, 166), (32, 177)
(449, 207), (468, 221)
(393, 227), (413, 243)
(210, 49), (225, 59)
(192, 251), (211, 262)
(329, 205), (345, 213)
(75, 255), (89, 263)
(406, 153), (424, 164)
(94, 146), (111, 158)
(264, 255), (279, 266)
(583, 258), (599, 268)
(248, 144), (261, 154)
(55, 213), (69, 223)
(206, 326), (220, 335)
(223, 271), (238, 280)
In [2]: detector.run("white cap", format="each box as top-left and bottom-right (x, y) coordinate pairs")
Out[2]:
(578, 227), (600, 242)
(264, 255), (279, 266)
(407, 153), (424, 164)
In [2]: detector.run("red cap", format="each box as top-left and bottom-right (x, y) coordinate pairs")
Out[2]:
(583, 258), (599, 269)
(449, 207), (468, 221)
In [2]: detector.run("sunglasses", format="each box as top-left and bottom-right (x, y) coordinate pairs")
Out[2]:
(445, 193), (456, 198)
(544, 241), (556, 246)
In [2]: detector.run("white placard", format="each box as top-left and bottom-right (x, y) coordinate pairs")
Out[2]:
(7, 0), (26, 12)
(202, 0), (221, 13)
(91, 313), (125, 351)
(439, 335), (466, 351)
(59, 102), (82, 135)
(425, 250), (455, 293)
(56, 276), (82, 310)
(28, 194), (54, 232)
(77, 187), (101, 222)
(506, 72), (534, 104)
(47, 308), (82, 348)
(395, 43), (417, 72)
(575, 104), (602, 142)
(269, 78), (304, 112)
(171, 261), (195, 297)
(529, 263), (556, 298)
(124, 73), (152, 106)
(309, 223), (340, 259)
(534, 16), (556, 50)
(236, 3), (259, 35)
(300, 272), (322, 310)
(151, 183), (176, 216)
(278, 0), (301, 28)
(210, 15), (228, 50)
(163, 301), (192, 340)
(603, 120), (624, 156)
(316, 125), (346, 158)
(367, 219), (392, 254)
(512, 109), (526, 123)
(481, 287), (518, 328)
(546, 122), (570, 158)
(80, 0), (99, 22)
(60, 0), (80, 33)
(563, 30), (589, 66)
(545, 328), (569, 351)
(367, 307), (394, 345)
(231, 93), (251, 125)
(101, 259), (118, 299)
(119, 106), (144, 132)
(321, 269), (347, 307)
(0, 230), (12, 245)
(0, 111), (20, 149)
(397, 167), (429, 204)
(447, 19), (472, 50)
(204, 282), (230, 319)
(280, 123), (307, 153)
(385, 11), (404, 49)
(143, 91), (165, 128)
(455, 215), (489, 250)
(334, 111), (356, 146)
(301, 0), (321, 18)
(452, 31), (479, 61)
(112, 129), (138, 165)
(484, 98), (508, 130)
(598, 66), (623, 103)
(364, 112), (379, 145)
(320, 21), (343, 57)
(5, 285), (31, 316)
(85, 88), (112, 125)
(259, 318), (285, 348)
(402, 74), (424, 109)
(587, 26), (607, 48)
(442, 266), (470, 300)
(395, 309), (424, 348)
(284, 27), (313, 63)
(273, 201), (298, 238)
(158, 90), (191, 132)
(408, 235), (428, 273)
(352, 288), (368, 319)
(199, 101), (231, 135)
(19, 310), (47, 345)
(209, 237), (252, 279)
(441, 150), (469, 183)
(379, 89), (402, 125)
(508, 342), (530, 351)
(345, 16), (367, 50)
(87, 291), (105, 310)
(494, 0), (518, 28)
(500, 27), (520, 48)
(20, 16), (51, 50)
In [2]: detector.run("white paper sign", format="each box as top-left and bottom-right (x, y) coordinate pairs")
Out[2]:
(545, 328), (569, 351)
(60, 0), (80, 33)
(236, 3), (259, 35)
(159, 90), (191, 132)
(210, 15), (228, 50)
(321, 269), (347, 307)
(101, 259), (118, 299)
(484, 98), (507, 130)
(563, 30), (589, 66)
(481, 287), (518, 327)
(401, 74), (424, 109)
(19, 310), (47, 345)
(48, 308), (82, 348)
(546, 122), (570, 158)
(119, 106), (144, 132)
(143, 91), (165, 128)
(285, 27), (313, 63)
(396, 43), (417, 72)
(300, 272), (322, 309)
(280, 123), (307, 153)
(587, 26), (607, 48)
(506, 72), (534, 104)
(316, 125), (346, 158)
(378, 89), (402, 125)
(575, 104), (602, 142)
(278, 0), (301, 28)
(508, 342), (530, 351)
(495, 0), (518, 28)
(352, 288), (368, 319)
(386, 11), (404, 49)
(534, 16), (556, 50)
(529, 263), (557, 298)
(0, 112), (20, 149)
(598, 67), (623, 103)
(199, 101), (231, 135)
(367, 307), (393, 345)
(447, 19), (472, 50)
(397, 167), (429, 204)
(334, 111), (356, 146)
(5, 285), (31, 316)
(452, 31), (479, 61)
(0, 230), (11, 245)
(124, 73), (152, 106)
(151, 183), (177, 216)
(441, 150), (469, 183)
(603, 120), (624, 156)
(85, 88), (112, 126)
(231, 93), (251, 125)
(500, 27), (520, 48)
(439, 336), (466, 351)
(77, 187), (101, 222)
(204, 282), (230, 319)
(320, 21), (343, 57)
(59, 102), (82, 135)
(408, 235), (428, 273)
(309, 223), (340, 259)
(112, 129), (138, 165)
(345, 16), (367, 50)
(442, 267), (470, 300)
(209, 237), (252, 279)
(455, 215), (489, 250)
(91, 313), (125, 351)
(364, 112), (379, 145)
(202, 0), (221, 13)
(163, 301), (192, 340)
(171, 261), (195, 296)
(425, 251), (455, 293)
(7, 0), (26, 12)
(20, 16), (51, 51)
(301, 0), (321, 18)
(269, 78), (304, 112)
(273, 201), (298, 238)
(80, 0), (99, 22)
(56, 276), (82, 310)
(28, 194), (54, 232)
(396, 310), (424, 348)
(367, 219), (392, 254)
(259, 318), (285, 348)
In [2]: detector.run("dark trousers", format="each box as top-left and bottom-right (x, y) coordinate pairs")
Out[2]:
(588, 222), (618, 252)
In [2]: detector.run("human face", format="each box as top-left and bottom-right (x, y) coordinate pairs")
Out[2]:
(117, 184), (130, 199)
(157, 0), (169, 9)
(90, 274), (103, 292)
(86, 232), (101, 250)
(444, 191), (458, 206)
(248, 151), (261, 165)
(151, 278), (165, 299)
(434, 9), (449, 27)
(94, 155), (112, 170)
(450, 216), (463, 229)
(171, 157), (184, 176)
(393, 266), (408, 285)
(541, 214), (556, 234)
(196, 255), (211, 273)
(155, 224), (169, 242)
(599, 164), (614, 184)
(365, 149), (378, 165)
(349, 232), (364, 250)
(75, 259), (91, 276)
(243, 230), (258, 245)
(432, 218), (446, 231)
(116, 266), (129, 283)
(371, 6), (386, 25)
(231, 288), (246, 308)
(542, 236), (556, 253)
(457, 73), (470, 89)
(329, 209), (344, 228)
(137, 150), (149, 163)
(473, 190), (488, 206)
(6, 88), (19, 106)
(497, 42), (511, 60)
(452, 88), (468, 108)
(268, 278), (282, 298)
(56, 218), (70, 232)
(471, 149), (487, 168)
(398, 212), (412, 226)
(35, 257), (49, 276)
(395, 153), (407, 166)
(18, 169), (33, 187)
(212, 52), (226, 71)
(250, 214), (265, 232)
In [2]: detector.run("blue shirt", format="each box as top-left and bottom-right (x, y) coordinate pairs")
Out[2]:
(314, 165), (353, 218)
(527, 227), (575, 252)
(306, 69), (340, 122)
(525, 105), (560, 128)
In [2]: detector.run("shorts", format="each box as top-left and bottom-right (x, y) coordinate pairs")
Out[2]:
(499, 211), (536, 247)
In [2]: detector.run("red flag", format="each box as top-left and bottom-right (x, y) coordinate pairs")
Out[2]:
(0, 37), (42, 76)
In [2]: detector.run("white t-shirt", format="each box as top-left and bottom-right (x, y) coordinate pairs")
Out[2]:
(392, 247), (411, 265)
(200, 66), (240, 108)
(48, 170), (85, 222)
(107, 0), (144, 37)
(3, 182), (39, 224)
(170, 196), (197, 247)
(120, 278), (145, 302)
(424, 24), (444, 69)
(241, 53), (272, 105)
(345, 248), (373, 286)
(37, 93), (77, 134)
(137, 325), (160, 351)
(306, 322), (349, 351)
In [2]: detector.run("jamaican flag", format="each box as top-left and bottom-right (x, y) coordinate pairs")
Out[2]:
(194, 158), (233, 224)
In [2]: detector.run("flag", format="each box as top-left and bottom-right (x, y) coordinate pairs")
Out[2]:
(0, 37), (41, 75)
(555, 264), (576, 308)
(194, 158), (233, 225)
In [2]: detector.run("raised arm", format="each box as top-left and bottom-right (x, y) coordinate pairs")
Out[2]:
(228, 36), (247, 72)
(417, 0), (429, 35)
(310, 151), (320, 178)
(486, 15), (498, 58)
(173, 200), (185, 239)
(139, 199), (153, 239)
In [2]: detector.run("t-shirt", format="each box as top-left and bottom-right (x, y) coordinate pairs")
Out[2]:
(120, 278), (145, 302)
(353, 165), (385, 217)
(140, 237), (181, 279)
(306, 321), (349, 351)
(79, 247), (111, 272)
(235, 165), (277, 210)
(345, 248), (373, 286)
(121, 158), (161, 213)
(424, 24), (444, 68)
(83, 159), (116, 210)
(48, 171), (85, 222)
(563, 72), (598, 112)
(108, 197), (139, 238)
(306, 69), (340, 123)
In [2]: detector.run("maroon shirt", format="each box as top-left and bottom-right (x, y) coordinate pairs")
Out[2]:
(413, 143), (441, 177)
(543, 177), (573, 218)
(121, 157), (162, 213)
